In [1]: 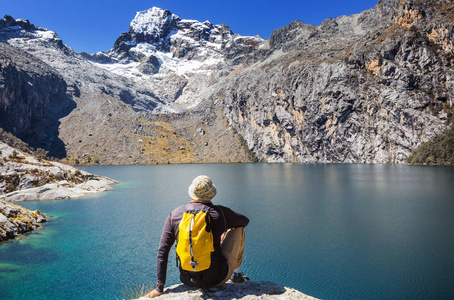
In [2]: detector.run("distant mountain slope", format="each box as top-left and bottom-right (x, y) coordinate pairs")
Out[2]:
(0, 13), (256, 164)
(0, 0), (453, 164)
(216, 0), (454, 163)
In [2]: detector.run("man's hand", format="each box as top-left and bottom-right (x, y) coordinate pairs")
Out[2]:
(145, 288), (162, 298)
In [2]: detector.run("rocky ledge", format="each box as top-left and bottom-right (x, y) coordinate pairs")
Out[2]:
(135, 281), (317, 300)
(0, 141), (117, 202)
(0, 199), (46, 241)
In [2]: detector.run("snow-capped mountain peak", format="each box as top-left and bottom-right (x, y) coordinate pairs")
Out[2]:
(130, 7), (178, 41)
(88, 7), (264, 80)
(122, 6), (236, 56)
(0, 15), (69, 53)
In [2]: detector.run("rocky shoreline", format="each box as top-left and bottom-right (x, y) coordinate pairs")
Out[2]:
(0, 200), (46, 241)
(0, 142), (117, 202)
(135, 281), (318, 300)
(0, 141), (117, 241)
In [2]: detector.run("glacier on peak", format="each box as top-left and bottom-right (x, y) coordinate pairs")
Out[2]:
(129, 7), (216, 38)
(124, 6), (235, 54)
(130, 7), (177, 39)
(89, 6), (262, 79)
(91, 42), (222, 80)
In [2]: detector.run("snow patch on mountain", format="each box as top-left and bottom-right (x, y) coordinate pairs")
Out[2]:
(130, 7), (176, 38)
(92, 43), (223, 79)
(90, 7), (232, 79)
(0, 26), (56, 43)
(32, 29), (59, 40)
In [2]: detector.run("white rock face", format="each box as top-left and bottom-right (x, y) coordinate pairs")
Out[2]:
(135, 281), (318, 300)
(0, 142), (117, 202)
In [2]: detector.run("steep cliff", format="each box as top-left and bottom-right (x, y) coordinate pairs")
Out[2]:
(0, 42), (74, 158)
(217, 0), (454, 163)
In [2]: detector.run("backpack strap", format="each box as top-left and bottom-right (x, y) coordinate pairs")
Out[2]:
(184, 204), (226, 232)
(216, 205), (227, 233)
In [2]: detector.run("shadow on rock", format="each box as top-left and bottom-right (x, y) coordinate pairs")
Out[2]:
(0, 43), (77, 158)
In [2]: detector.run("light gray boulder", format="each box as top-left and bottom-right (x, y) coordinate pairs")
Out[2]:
(135, 281), (317, 300)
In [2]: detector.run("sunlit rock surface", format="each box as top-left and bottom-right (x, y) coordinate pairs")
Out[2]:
(0, 142), (117, 202)
(135, 281), (318, 300)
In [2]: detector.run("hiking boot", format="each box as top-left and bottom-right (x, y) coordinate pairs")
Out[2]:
(229, 272), (249, 283)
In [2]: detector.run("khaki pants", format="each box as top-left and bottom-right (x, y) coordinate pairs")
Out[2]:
(215, 227), (245, 286)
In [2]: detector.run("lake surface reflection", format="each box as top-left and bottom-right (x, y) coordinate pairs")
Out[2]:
(1, 163), (453, 299)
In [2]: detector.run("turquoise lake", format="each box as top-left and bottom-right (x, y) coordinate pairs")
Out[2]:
(1, 163), (453, 299)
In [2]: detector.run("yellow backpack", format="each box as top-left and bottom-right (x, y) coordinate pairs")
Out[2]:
(176, 205), (214, 272)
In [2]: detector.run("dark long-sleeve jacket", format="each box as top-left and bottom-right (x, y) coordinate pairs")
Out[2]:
(155, 201), (249, 292)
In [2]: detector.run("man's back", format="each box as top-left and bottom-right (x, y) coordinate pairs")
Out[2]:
(148, 175), (249, 298)
(158, 202), (249, 288)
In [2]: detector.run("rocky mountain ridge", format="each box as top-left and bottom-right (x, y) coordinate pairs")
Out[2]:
(85, 7), (266, 111)
(217, 0), (454, 162)
(97, 7), (265, 67)
(0, 0), (453, 164)
(0, 8), (259, 164)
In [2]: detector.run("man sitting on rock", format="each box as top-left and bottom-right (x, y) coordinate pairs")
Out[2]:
(146, 175), (249, 298)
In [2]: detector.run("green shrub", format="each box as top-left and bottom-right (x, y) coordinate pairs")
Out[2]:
(406, 125), (454, 165)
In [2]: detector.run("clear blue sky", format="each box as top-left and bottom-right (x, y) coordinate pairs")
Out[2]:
(2, 0), (379, 53)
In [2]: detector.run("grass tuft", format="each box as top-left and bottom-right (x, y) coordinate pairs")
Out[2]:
(117, 283), (154, 300)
